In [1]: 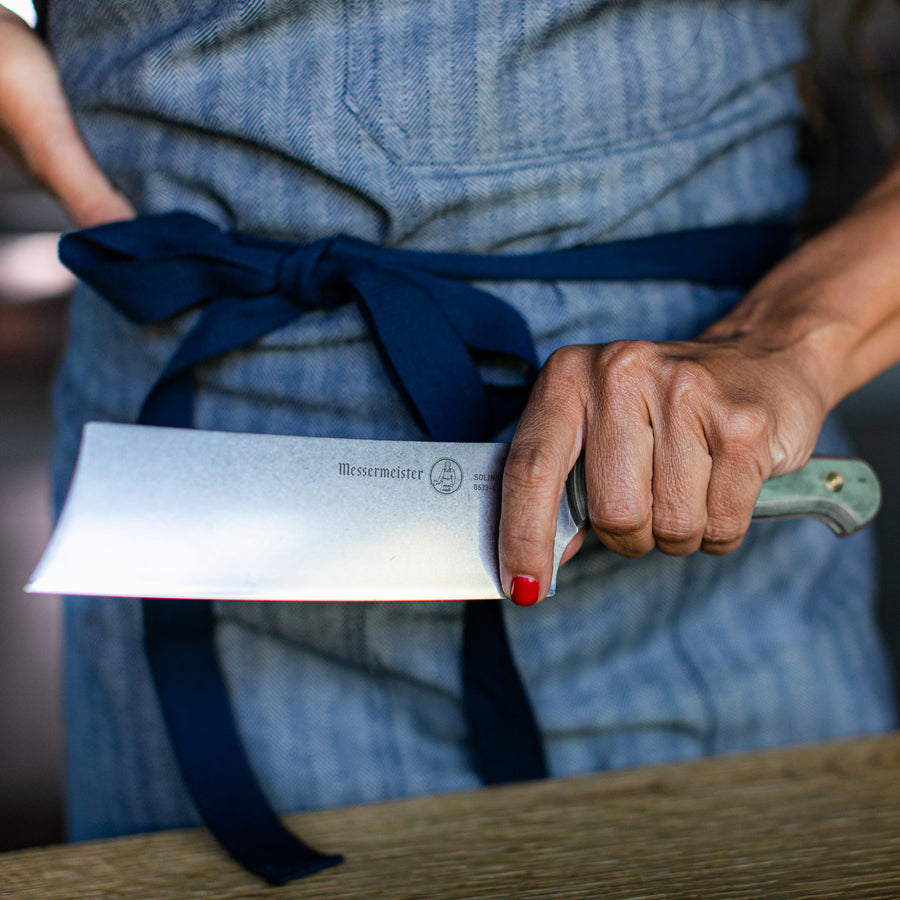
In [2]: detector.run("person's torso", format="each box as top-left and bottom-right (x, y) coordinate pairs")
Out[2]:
(48, 0), (809, 250)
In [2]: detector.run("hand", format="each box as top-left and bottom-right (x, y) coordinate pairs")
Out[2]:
(498, 140), (900, 607)
(498, 332), (828, 606)
(0, 9), (133, 227)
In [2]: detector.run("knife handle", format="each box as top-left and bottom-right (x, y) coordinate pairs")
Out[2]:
(565, 455), (882, 537)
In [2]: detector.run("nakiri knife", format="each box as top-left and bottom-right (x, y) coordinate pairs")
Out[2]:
(26, 422), (881, 602)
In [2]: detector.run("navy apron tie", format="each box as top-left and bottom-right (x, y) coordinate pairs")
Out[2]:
(59, 212), (790, 884)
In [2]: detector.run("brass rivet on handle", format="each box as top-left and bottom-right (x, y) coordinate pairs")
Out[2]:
(824, 471), (844, 493)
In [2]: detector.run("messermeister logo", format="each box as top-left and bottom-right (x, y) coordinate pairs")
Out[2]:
(335, 459), (464, 494)
(430, 458), (463, 494)
(337, 462), (424, 481)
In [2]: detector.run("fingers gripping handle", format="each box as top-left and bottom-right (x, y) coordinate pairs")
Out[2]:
(564, 455), (882, 537)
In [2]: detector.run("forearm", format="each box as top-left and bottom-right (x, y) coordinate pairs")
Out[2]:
(0, 8), (133, 227)
(702, 151), (900, 413)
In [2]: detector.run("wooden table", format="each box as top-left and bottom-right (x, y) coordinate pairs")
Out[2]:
(2, 733), (899, 899)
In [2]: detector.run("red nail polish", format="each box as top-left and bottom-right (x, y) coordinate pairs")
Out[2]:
(510, 576), (540, 607)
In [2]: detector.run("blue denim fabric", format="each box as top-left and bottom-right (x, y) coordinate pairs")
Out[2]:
(47, 0), (897, 840)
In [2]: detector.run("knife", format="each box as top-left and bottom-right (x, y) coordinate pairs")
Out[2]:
(26, 422), (881, 602)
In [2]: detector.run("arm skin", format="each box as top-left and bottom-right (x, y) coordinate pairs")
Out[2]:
(499, 151), (900, 605)
(0, 8), (133, 227)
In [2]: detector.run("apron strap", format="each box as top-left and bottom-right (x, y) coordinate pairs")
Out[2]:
(60, 214), (792, 883)
(463, 598), (548, 783)
(143, 598), (343, 884)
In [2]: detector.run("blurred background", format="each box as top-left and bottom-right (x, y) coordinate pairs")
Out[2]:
(1, 0), (899, 853)
(0, 0), (73, 852)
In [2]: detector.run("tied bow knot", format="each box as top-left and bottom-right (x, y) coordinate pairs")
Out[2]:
(59, 211), (791, 441)
(275, 235), (371, 311)
(59, 212), (543, 440)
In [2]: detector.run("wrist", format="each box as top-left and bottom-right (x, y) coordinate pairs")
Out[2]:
(700, 283), (853, 415)
(702, 189), (900, 412)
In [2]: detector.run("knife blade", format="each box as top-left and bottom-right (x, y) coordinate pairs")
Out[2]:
(26, 422), (881, 602)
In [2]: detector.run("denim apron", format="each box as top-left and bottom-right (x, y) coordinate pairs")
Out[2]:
(46, 0), (897, 846)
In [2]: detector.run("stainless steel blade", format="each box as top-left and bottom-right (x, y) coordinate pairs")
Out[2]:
(27, 422), (880, 603)
(27, 423), (580, 601)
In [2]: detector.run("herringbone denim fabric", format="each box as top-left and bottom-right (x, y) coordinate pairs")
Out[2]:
(47, 0), (897, 840)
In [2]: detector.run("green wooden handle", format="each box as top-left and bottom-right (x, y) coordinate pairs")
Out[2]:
(566, 456), (882, 537)
(751, 457), (881, 536)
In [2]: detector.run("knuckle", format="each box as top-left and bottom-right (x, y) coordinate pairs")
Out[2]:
(591, 495), (650, 539)
(597, 530), (653, 559)
(715, 404), (771, 454)
(539, 345), (589, 395)
(504, 442), (566, 499)
(653, 509), (701, 546)
(598, 340), (659, 383)
(504, 518), (552, 557)
(702, 517), (746, 550)
(587, 341), (662, 415)
(665, 361), (714, 407)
